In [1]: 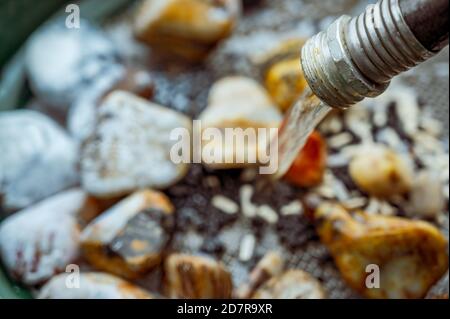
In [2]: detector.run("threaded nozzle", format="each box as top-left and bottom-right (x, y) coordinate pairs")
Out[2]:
(301, 0), (435, 109)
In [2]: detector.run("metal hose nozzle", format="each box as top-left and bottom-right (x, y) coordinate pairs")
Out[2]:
(301, 0), (449, 109)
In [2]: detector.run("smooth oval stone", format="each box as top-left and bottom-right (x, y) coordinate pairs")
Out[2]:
(25, 19), (121, 109)
(81, 91), (191, 198)
(0, 110), (78, 212)
(0, 189), (95, 285)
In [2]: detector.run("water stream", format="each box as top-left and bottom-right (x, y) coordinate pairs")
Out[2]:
(273, 87), (332, 178)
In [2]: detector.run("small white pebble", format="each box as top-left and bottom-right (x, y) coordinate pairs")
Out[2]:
(212, 195), (239, 215)
(341, 144), (366, 159)
(313, 185), (335, 199)
(394, 89), (419, 136)
(366, 198), (381, 215)
(414, 132), (444, 154)
(343, 197), (367, 210)
(420, 116), (443, 137)
(281, 200), (303, 216)
(257, 205), (279, 224)
(406, 171), (446, 219)
(377, 128), (408, 153)
(333, 179), (350, 202)
(320, 116), (343, 134)
(329, 117), (344, 134)
(324, 171), (350, 201)
(380, 201), (396, 216)
(373, 103), (388, 127)
(239, 234), (256, 262)
(345, 107), (373, 143)
(240, 185), (257, 218)
(328, 132), (354, 149)
(349, 122), (372, 143)
(327, 153), (350, 168)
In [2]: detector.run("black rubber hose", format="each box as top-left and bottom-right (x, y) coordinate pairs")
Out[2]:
(400, 0), (449, 52)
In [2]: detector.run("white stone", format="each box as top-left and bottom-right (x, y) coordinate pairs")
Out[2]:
(342, 197), (367, 210)
(239, 234), (256, 262)
(406, 171), (446, 219)
(345, 105), (373, 143)
(376, 127), (409, 153)
(240, 185), (257, 218)
(281, 200), (303, 216)
(366, 197), (382, 215)
(420, 115), (443, 137)
(257, 205), (279, 224)
(328, 132), (353, 149)
(81, 91), (191, 198)
(320, 115), (343, 134)
(0, 189), (89, 285)
(25, 19), (120, 109)
(327, 153), (350, 168)
(0, 110), (78, 211)
(67, 64), (125, 143)
(375, 84), (420, 137)
(212, 195), (239, 215)
(199, 76), (282, 169)
(201, 76), (281, 128)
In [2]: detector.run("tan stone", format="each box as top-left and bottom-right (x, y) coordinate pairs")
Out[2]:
(199, 76), (282, 169)
(164, 254), (233, 299)
(315, 202), (449, 299)
(349, 145), (414, 198)
(252, 270), (326, 299)
(81, 190), (174, 279)
(134, 0), (241, 61)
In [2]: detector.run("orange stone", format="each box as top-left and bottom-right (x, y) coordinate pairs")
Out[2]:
(284, 131), (327, 188)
